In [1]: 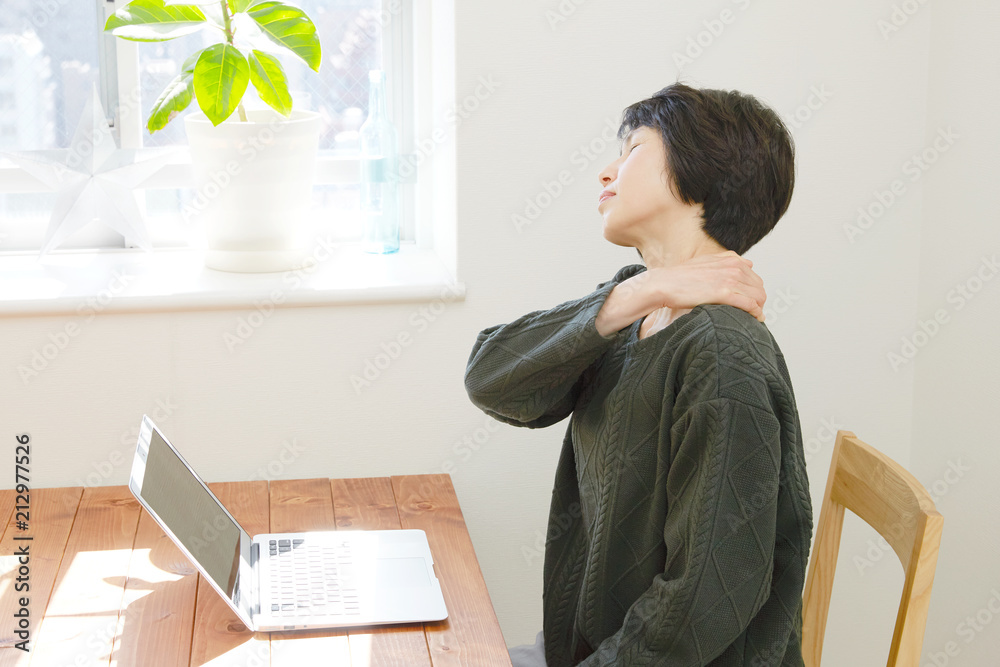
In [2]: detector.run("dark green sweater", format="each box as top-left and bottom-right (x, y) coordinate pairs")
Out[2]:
(464, 264), (814, 666)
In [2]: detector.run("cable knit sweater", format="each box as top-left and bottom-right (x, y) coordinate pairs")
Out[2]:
(464, 264), (814, 666)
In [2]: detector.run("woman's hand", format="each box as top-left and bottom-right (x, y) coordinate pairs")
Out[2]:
(595, 251), (768, 338)
(646, 251), (768, 322)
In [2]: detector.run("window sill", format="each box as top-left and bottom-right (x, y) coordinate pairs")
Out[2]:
(0, 242), (465, 318)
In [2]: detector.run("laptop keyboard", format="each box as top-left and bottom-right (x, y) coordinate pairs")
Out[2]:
(267, 537), (361, 617)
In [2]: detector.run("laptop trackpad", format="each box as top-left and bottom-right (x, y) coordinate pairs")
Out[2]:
(376, 557), (430, 587)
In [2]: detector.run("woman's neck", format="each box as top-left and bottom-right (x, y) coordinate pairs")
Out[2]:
(638, 305), (692, 339)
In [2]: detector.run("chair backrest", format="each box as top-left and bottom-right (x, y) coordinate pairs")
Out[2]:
(801, 430), (944, 666)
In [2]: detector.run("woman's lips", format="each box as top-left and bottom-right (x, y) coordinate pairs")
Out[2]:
(599, 192), (615, 205)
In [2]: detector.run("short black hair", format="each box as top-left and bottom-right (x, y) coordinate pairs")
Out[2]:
(618, 81), (795, 256)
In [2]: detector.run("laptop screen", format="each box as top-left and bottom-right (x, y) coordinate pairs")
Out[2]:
(139, 427), (243, 598)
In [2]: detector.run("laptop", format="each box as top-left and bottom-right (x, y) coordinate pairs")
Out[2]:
(128, 414), (449, 632)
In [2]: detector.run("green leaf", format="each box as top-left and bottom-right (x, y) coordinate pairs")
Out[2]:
(248, 50), (292, 116)
(147, 76), (193, 132)
(193, 43), (250, 125)
(104, 0), (208, 42)
(146, 49), (206, 133)
(245, 1), (321, 72)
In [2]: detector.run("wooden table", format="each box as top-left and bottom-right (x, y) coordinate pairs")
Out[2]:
(0, 474), (513, 666)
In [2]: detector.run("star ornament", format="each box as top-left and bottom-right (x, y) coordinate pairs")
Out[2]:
(0, 82), (182, 258)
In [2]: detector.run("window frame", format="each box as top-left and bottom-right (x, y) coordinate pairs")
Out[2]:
(0, 0), (460, 317)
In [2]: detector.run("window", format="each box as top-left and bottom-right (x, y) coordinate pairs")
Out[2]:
(0, 0), (416, 253)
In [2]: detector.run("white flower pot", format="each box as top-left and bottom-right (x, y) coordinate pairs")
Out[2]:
(184, 108), (321, 272)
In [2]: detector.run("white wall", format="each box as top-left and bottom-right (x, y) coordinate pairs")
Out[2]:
(2, 0), (996, 663)
(912, 0), (1000, 666)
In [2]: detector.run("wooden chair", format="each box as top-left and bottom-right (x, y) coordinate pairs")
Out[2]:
(801, 429), (944, 666)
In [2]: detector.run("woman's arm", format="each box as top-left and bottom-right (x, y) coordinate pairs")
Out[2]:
(593, 270), (664, 337)
(465, 252), (768, 428)
(464, 267), (640, 428)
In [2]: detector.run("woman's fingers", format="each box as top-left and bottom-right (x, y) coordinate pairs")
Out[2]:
(651, 252), (768, 320)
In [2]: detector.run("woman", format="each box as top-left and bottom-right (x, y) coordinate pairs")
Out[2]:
(465, 82), (813, 666)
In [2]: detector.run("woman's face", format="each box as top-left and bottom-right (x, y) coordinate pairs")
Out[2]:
(597, 126), (688, 251)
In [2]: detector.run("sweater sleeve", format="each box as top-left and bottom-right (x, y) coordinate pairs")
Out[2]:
(463, 266), (639, 429)
(577, 342), (782, 666)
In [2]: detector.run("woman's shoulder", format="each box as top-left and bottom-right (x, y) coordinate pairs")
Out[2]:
(690, 303), (776, 347)
(670, 304), (791, 384)
(615, 263), (648, 281)
(596, 263), (647, 289)
(658, 305), (794, 417)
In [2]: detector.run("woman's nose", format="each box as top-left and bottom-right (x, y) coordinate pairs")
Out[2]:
(599, 167), (615, 187)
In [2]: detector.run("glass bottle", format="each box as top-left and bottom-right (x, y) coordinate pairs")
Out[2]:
(359, 70), (400, 254)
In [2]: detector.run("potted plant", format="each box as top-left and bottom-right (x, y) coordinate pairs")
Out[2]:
(104, 0), (324, 272)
